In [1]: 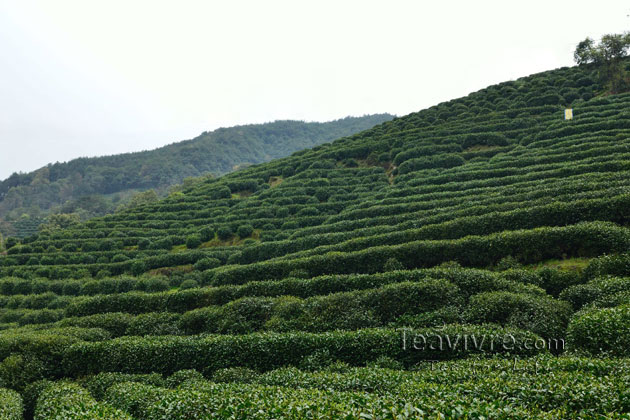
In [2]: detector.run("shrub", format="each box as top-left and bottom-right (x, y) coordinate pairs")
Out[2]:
(287, 269), (309, 279)
(103, 381), (163, 417)
(61, 281), (81, 296)
(216, 297), (275, 334)
(297, 207), (319, 216)
(209, 222), (630, 286)
(365, 280), (462, 324)
(395, 306), (464, 328)
(130, 261), (146, 276)
(0, 388), (22, 420)
(134, 277), (167, 294)
(179, 279), (199, 290)
(226, 252), (242, 265)
(199, 227), (215, 242)
(194, 257), (221, 271)
(461, 132), (508, 149)
(560, 277), (630, 309)
(4, 237), (19, 250)
(397, 154), (465, 174)
(559, 283), (600, 309)
(496, 256), (522, 271)
(537, 267), (583, 297)
(217, 226), (233, 241)
(22, 380), (52, 420)
(211, 186), (231, 199)
(151, 238), (173, 250)
(237, 224), (254, 238)
(34, 382), (132, 419)
(57, 313), (133, 337)
(497, 269), (543, 287)
(567, 304), (630, 355)
(276, 207), (290, 218)
(0, 353), (46, 391)
(281, 221), (298, 230)
(126, 312), (182, 336)
(63, 325), (544, 377)
(383, 257), (404, 271)
(212, 367), (259, 383)
(166, 369), (204, 387)
(466, 291), (572, 339)
(299, 348), (336, 371)
(13, 280), (32, 295)
(583, 253), (630, 279)
(178, 306), (223, 335)
(367, 355), (404, 370)
(81, 372), (165, 399)
(185, 234), (202, 249)
(112, 254), (130, 263)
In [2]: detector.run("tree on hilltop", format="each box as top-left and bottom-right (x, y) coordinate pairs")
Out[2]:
(574, 32), (630, 93)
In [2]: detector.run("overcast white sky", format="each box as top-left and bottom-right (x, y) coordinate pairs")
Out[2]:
(0, 0), (628, 179)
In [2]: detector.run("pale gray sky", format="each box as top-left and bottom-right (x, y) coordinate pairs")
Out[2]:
(0, 0), (628, 179)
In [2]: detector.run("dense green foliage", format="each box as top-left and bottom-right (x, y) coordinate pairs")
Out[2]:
(0, 388), (22, 420)
(0, 115), (393, 238)
(574, 32), (630, 93)
(3, 61), (630, 417)
(102, 357), (630, 419)
(34, 382), (130, 419)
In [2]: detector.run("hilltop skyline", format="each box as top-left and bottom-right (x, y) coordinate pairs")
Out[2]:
(1, 0), (628, 178)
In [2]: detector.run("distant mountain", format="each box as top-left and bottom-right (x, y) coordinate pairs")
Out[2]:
(0, 115), (393, 237)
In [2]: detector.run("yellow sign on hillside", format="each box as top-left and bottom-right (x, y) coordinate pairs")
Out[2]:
(565, 109), (573, 120)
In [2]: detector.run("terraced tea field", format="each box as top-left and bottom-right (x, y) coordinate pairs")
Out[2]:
(2, 62), (630, 418)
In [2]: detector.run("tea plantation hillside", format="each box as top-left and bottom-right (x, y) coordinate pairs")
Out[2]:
(0, 115), (393, 238)
(2, 62), (630, 419)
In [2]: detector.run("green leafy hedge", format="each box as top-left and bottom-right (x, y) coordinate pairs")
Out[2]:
(34, 382), (132, 419)
(63, 325), (544, 377)
(209, 222), (630, 286)
(466, 291), (572, 339)
(0, 388), (22, 420)
(567, 304), (630, 355)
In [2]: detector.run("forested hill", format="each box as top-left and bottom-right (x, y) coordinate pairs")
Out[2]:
(0, 114), (393, 237)
(3, 59), (630, 417)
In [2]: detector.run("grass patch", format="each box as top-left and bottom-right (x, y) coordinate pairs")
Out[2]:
(148, 265), (193, 277)
(200, 231), (261, 248)
(269, 176), (283, 187)
(528, 257), (591, 272)
(464, 145), (501, 152)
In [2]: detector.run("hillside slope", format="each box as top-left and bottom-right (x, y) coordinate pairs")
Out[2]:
(0, 114), (393, 238)
(2, 63), (630, 418)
